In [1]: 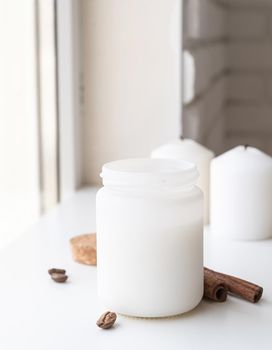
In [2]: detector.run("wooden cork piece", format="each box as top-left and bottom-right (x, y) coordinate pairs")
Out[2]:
(70, 233), (97, 266)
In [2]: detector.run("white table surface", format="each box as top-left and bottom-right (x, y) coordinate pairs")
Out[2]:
(1, 187), (272, 350)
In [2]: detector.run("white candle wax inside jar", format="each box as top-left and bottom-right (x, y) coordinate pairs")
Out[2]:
(96, 158), (203, 318)
(151, 139), (214, 224)
(210, 146), (272, 240)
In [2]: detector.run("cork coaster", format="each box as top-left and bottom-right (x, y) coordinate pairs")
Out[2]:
(70, 233), (97, 266)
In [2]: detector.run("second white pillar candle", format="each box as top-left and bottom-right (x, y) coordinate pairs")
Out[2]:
(210, 146), (272, 240)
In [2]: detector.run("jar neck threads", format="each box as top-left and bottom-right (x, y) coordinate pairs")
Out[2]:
(101, 158), (198, 190)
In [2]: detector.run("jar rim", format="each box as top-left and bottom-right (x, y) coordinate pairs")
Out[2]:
(100, 158), (198, 188)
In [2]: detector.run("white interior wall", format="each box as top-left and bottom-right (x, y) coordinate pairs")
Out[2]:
(81, 0), (182, 184)
(80, 0), (272, 184)
(0, 0), (40, 249)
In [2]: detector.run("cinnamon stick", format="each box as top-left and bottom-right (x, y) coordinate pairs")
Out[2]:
(204, 268), (228, 302)
(204, 267), (263, 303)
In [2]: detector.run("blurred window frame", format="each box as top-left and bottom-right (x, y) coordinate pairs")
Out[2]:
(55, 0), (83, 202)
(36, 0), (83, 212)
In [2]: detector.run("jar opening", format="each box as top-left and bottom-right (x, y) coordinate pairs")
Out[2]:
(101, 158), (198, 188)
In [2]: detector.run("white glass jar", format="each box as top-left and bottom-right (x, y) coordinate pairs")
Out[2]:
(96, 158), (203, 318)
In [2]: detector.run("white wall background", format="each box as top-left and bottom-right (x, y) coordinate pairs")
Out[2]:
(81, 0), (182, 184)
(80, 0), (272, 184)
(0, 0), (40, 249)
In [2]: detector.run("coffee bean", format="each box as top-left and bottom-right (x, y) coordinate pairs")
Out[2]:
(48, 268), (66, 275)
(96, 311), (117, 329)
(51, 273), (68, 283)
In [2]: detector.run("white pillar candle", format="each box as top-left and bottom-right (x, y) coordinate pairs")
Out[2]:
(151, 139), (214, 224)
(210, 146), (272, 240)
(96, 158), (203, 318)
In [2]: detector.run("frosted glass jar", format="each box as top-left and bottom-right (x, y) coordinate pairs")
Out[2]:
(96, 158), (203, 318)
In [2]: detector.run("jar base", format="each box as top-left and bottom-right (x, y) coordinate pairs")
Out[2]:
(115, 299), (203, 320)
